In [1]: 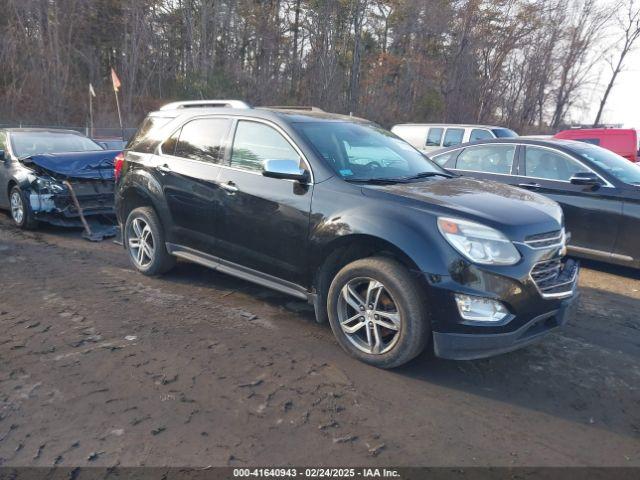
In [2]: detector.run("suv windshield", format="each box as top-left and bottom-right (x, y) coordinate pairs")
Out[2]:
(572, 143), (640, 185)
(11, 132), (102, 158)
(294, 121), (446, 181)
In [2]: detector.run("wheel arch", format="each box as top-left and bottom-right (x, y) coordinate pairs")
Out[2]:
(7, 179), (18, 193)
(117, 169), (169, 228)
(310, 233), (429, 323)
(315, 234), (421, 277)
(119, 186), (156, 221)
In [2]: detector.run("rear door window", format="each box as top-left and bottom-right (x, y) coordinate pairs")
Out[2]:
(524, 146), (590, 181)
(442, 128), (465, 148)
(469, 129), (493, 141)
(425, 128), (444, 147)
(455, 145), (516, 174)
(174, 118), (232, 164)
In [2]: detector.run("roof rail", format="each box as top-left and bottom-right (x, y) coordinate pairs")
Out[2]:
(159, 100), (251, 111)
(567, 124), (622, 129)
(265, 106), (325, 112)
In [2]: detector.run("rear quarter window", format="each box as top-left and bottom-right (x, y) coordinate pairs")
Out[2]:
(127, 116), (175, 153)
(431, 151), (455, 166)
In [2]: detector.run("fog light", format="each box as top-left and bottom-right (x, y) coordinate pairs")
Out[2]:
(454, 294), (509, 322)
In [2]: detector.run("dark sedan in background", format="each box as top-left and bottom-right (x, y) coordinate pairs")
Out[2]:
(0, 128), (120, 230)
(431, 138), (640, 268)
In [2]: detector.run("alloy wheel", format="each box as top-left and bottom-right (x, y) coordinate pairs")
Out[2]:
(10, 191), (24, 225)
(337, 277), (402, 354)
(128, 217), (155, 268)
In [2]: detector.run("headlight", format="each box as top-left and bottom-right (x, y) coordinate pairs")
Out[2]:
(437, 217), (520, 265)
(35, 178), (65, 193)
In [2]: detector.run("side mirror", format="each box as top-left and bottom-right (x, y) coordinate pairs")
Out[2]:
(262, 159), (309, 182)
(570, 171), (601, 186)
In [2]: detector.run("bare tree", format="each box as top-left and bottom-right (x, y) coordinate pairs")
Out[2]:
(550, 0), (614, 128)
(0, 0), (625, 132)
(593, 0), (640, 125)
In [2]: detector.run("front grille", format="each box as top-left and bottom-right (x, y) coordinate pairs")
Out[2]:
(531, 257), (578, 298)
(525, 229), (564, 249)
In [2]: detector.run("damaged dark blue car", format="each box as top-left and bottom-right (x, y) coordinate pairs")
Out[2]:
(0, 128), (120, 238)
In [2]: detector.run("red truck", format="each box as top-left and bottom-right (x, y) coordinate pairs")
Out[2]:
(553, 128), (638, 162)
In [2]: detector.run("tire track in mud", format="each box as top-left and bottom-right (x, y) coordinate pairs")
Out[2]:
(0, 221), (389, 466)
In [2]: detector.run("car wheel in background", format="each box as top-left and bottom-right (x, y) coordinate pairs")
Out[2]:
(124, 206), (176, 276)
(327, 256), (430, 368)
(9, 186), (38, 230)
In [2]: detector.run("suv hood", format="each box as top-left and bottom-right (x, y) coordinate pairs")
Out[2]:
(361, 177), (563, 238)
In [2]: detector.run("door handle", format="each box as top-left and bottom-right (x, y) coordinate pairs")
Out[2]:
(156, 164), (172, 174)
(518, 182), (541, 189)
(220, 181), (238, 193)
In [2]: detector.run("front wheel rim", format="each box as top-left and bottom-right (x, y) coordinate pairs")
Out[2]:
(127, 217), (155, 268)
(10, 191), (24, 224)
(337, 277), (402, 355)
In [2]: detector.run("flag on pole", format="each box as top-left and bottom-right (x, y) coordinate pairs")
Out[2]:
(111, 68), (121, 92)
(89, 83), (96, 97)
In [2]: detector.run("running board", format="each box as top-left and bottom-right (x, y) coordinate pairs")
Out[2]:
(166, 243), (309, 300)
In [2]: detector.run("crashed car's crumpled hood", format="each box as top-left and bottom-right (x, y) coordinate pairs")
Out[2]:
(22, 150), (120, 180)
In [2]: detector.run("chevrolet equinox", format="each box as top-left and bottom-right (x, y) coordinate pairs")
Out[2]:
(115, 100), (579, 368)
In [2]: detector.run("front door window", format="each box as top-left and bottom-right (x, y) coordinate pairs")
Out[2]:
(455, 145), (516, 175)
(524, 147), (589, 181)
(230, 121), (302, 172)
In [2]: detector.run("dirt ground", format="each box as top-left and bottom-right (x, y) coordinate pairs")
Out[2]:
(0, 213), (638, 467)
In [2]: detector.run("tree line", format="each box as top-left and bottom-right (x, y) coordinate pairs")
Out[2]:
(0, 0), (637, 132)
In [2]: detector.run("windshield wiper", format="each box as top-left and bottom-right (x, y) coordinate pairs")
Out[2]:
(344, 177), (409, 185)
(401, 171), (455, 180)
(344, 171), (454, 185)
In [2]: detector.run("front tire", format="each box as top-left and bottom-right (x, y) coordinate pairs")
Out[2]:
(9, 186), (38, 229)
(124, 206), (175, 276)
(327, 257), (430, 368)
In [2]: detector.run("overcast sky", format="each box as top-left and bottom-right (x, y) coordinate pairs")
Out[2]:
(580, 46), (640, 128)
(576, 0), (640, 129)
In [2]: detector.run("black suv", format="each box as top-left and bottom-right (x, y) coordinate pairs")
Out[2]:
(115, 100), (579, 368)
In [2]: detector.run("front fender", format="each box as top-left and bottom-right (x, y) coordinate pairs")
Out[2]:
(309, 200), (452, 277)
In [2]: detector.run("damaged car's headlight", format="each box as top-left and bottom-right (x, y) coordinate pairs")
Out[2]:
(35, 178), (65, 193)
(437, 217), (520, 265)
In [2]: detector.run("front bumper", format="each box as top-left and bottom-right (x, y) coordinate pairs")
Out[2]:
(433, 293), (578, 360)
(29, 179), (115, 220)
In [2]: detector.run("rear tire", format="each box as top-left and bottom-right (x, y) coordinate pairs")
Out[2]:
(9, 186), (38, 230)
(327, 256), (430, 368)
(124, 206), (175, 276)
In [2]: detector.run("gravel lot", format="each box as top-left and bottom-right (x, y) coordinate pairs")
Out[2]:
(0, 213), (639, 467)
